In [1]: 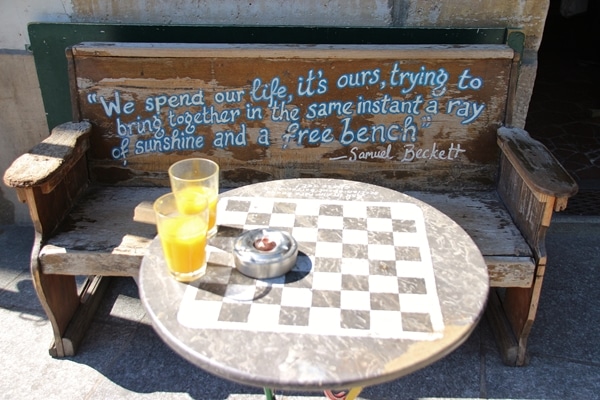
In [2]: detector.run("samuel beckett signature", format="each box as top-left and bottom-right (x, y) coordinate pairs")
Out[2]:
(330, 142), (466, 162)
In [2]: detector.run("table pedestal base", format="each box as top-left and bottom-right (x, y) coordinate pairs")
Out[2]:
(264, 387), (362, 400)
(263, 387), (363, 400)
(324, 388), (363, 399)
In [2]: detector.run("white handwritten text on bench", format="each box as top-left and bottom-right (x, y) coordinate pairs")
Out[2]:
(85, 63), (486, 165)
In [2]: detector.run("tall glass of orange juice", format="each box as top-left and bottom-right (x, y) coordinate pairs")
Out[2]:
(154, 192), (209, 282)
(169, 158), (219, 238)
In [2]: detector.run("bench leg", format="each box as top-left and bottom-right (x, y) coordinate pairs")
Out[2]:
(30, 235), (110, 357)
(503, 283), (542, 366)
(61, 275), (111, 355)
(32, 270), (79, 357)
(486, 266), (545, 366)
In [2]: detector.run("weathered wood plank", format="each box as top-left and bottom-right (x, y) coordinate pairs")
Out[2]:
(41, 249), (144, 277)
(484, 256), (534, 288)
(3, 122), (91, 192)
(497, 152), (551, 266)
(29, 231), (80, 357)
(486, 288), (519, 366)
(497, 127), (578, 201)
(408, 190), (533, 258)
(61, 275), (111, 356)
(15, 155), (90, 237)
(42, 185), (165, 253)
(72, 42), (516, 60)
(39, 185), (163, 274)
(69, 42), (515, 191)
(39, 185), (535, 287)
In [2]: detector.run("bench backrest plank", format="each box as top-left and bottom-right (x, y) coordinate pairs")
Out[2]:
(68, 42), (516, 191)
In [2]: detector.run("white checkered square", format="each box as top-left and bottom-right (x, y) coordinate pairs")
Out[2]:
(248, 200), (275, 214)
(224, 284), (256, 303)
(369, 275), (400, 293)
(308, 307), (341, 330)
(343, 229), (368, 244)
(295, 201), (321, 216)
(248, 303), (281, 326)
(368, 244), (397, 261)
(395, 261), (426, 278)
(256, 275), (286, 287)
(370, 309), (403, 332)
(367, 217), (394, 232)
(343, 203), (367, 218)
(269, 212), (296, 228)
(393, 232), (422, 247)
(400, 294), (436, 313)
(291, 226), (319, 242)
(390, 202), (420, 220)
(281, 287), (313, 308)
(217, 210), (248, 226)
(311, 271), (343, 291)
(315, 241), (343, 258)
(340, 290), (371, 311)
(340, 258), (370, 275)
(317, 215), (344, 230)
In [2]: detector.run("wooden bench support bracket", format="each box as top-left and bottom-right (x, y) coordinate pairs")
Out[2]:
(485, 289), (519, 366)
(485, 288), (532, 366)
(50, 276), (112, 357)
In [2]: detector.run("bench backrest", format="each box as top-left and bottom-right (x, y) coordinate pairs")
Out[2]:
(67, 42), (517, 191)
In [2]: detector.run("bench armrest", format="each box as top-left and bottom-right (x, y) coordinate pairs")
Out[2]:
(4, 121), (91, 194)
(497, 126), (578, 211)
(496, 126), (578, 267)
(3, 121), (91, 236)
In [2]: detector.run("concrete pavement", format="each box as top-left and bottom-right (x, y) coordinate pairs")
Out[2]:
(0, 215), (598, 399)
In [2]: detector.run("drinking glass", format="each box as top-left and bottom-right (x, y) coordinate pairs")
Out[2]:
(154, 192), (209, 282)
(169, 158), (219, 238)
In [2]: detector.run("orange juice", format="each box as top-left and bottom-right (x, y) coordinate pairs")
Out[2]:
(159, 215), (208, 281)
(175, 186), (218, 234)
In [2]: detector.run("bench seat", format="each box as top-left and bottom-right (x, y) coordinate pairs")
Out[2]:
(39, 184), (534, 288)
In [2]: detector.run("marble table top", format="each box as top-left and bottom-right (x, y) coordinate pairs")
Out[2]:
(139, 178), (489, 391)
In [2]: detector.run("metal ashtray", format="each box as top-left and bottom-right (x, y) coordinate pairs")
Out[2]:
(233, 228), (298, 279)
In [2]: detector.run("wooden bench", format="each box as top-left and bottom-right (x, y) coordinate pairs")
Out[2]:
(4, 42), (577, 365)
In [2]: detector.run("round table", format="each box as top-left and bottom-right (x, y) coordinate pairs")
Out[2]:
(139, 178), (489, 396)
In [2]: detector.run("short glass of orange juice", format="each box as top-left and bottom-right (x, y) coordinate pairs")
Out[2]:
(154, 192), (209, 282)
(168, 158), (219, 238)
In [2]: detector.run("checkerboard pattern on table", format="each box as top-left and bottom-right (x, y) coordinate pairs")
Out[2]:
(177, 197), (445, 340)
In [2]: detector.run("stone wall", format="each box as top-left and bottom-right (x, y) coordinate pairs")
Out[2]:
(0, 0), (550, 225)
